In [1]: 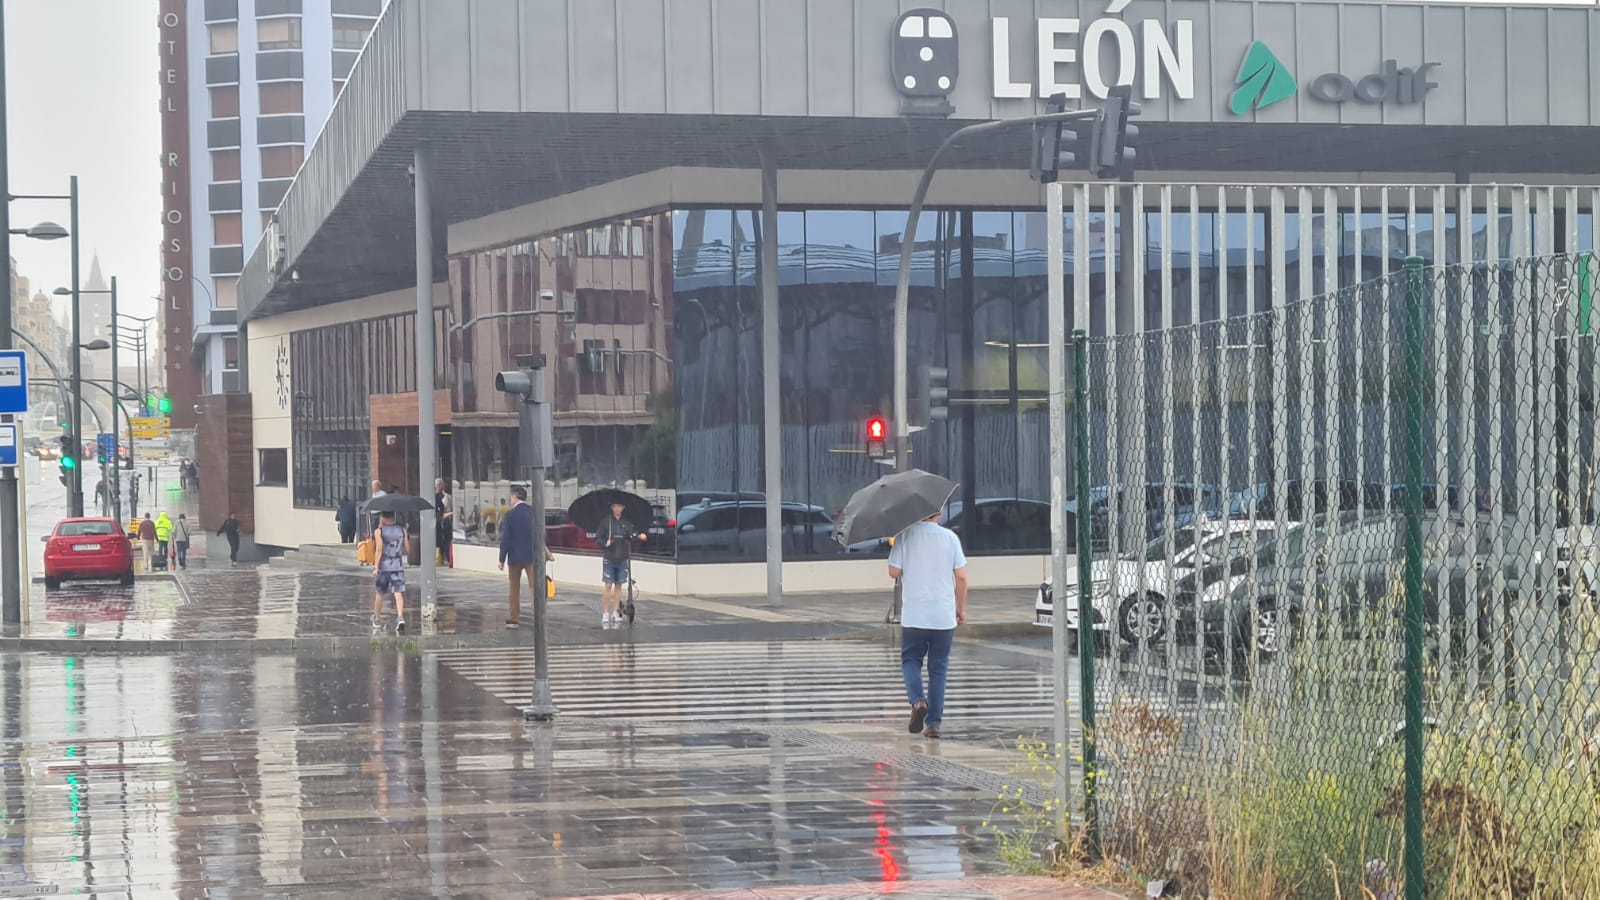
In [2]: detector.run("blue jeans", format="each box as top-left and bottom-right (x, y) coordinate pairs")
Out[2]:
(602, 559), (627, 585)
(901, 627), (955, 726)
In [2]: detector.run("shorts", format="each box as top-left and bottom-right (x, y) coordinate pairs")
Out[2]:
(375, 570), (407, 595)
(602, 559), (627, 585)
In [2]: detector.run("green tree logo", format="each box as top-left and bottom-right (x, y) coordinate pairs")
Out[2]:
(1230, 41), (1296, 115)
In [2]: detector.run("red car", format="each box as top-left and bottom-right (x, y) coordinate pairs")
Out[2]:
(43, 517), (136, 589)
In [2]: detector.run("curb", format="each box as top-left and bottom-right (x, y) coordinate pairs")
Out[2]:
(0, 630), (537, 654)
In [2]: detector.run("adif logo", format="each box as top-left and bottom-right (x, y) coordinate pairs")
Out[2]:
(1230, 41), (1296, 115)
(892, 9), (959, 117)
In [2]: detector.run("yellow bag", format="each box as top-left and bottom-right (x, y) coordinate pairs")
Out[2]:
(546, 575), (556, 599)
(356, 538), (376, 566)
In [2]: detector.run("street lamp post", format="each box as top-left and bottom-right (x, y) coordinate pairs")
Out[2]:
(13, 178), (82, 514)
(58, 278), (119, 513)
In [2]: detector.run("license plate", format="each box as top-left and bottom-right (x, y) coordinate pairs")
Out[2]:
(649, 527), (665, 534)
(74, 544), (102, 551)
(1035, 613), (1053, 626)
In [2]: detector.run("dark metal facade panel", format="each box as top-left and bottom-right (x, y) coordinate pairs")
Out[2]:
(209, 182), (243, 212)
(256, 51), (305, 80)
(211, 246), (245, 275)
(207, 118), (242, 148)
(205, 55), (240, 85)
(258, 115), (306, 144)
(204, 0), (239, 22)
(259, 179), (292, 209)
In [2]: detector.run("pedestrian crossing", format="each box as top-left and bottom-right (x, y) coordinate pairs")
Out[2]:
(433, 641), (1055, 725)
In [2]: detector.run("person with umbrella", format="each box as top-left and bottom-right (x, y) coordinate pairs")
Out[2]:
(371, 508), (411, 632)
(834, 469), (967, 739)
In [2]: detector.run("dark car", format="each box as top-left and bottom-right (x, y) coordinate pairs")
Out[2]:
(843, 497), (1053, 555)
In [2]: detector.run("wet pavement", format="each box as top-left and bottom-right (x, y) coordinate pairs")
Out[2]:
(0, 645), (1097, 897)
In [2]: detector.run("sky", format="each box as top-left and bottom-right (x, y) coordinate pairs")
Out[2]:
(6, 0), (161, 325)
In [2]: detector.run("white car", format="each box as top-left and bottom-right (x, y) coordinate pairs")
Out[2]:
(1033, 520), (1285, 644)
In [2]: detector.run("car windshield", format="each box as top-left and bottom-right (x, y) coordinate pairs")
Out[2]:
(59, 521), (116, 537)
(1133, 530), (1201, 561)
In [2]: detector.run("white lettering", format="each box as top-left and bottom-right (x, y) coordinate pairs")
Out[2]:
(1082, 18), (1135, 99)
(990, 18), (1030, 99)
(1037, 18), (1081, 100)
(168, 152), (179, 167)
(1143, 20), (1193, 99)
(166, 69), (177, 84)
(170, 238), (182, 253)
(166, 40), (176, 55)
(166, 209), (183, 225)
(166, 98), (178, 113)
(162, 12), (179, 27)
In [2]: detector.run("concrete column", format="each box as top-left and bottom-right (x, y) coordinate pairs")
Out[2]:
(415, 146), (437, 610)
(759, 149), (783, 606)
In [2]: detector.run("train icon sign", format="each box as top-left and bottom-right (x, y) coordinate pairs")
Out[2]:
(0, 350), (26, 414)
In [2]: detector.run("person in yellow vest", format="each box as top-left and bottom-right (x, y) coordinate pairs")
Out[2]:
(154, 512), (174, 565)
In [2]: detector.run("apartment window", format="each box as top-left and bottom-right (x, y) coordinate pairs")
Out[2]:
(223, 336), (240, 371)
(209, 23), (238, 54)
(260, 145), (305, 180)
(215, 277), (238, 309)
(258, 82), (303, 115)
(258, 449), (289, 486)
(331, 16), (373, 50)
(211, 149), (241, 181)
(257, 18), (302, 50)
(210, 86), (239, 118)
(213, 213), (243, 246)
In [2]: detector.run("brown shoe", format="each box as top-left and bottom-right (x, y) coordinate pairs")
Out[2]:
(924, 725), (942, 739)
(908, 700), (928, 734)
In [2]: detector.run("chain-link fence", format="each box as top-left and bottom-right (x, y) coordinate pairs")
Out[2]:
(1070, 253), (1600, 897)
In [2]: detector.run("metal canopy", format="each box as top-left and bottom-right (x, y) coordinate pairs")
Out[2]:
(241, 109), (1600, 321)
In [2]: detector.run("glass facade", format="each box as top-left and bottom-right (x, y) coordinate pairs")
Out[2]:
(277, 198), (1598, 560)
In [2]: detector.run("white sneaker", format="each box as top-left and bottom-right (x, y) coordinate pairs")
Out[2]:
(601, 612), (612, 627)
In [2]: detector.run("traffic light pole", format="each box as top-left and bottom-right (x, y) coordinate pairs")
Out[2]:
(0, 3), (20, 627)
(67, 176), (82, 517)
(497, 358), (558, 722)
(109, 277), (119, 521)
(890, 110), (1097, 471)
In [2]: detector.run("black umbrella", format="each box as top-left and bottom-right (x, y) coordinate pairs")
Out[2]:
(567, 488), (654, 533)
(833, 469), (959, 547)
(362, 493), (435, 515)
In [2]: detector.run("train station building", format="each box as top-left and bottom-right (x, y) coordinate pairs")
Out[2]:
(226, 0), (1600, 592)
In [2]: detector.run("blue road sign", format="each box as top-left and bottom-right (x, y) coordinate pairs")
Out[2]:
(97, 432), (116, 461)
(0, 350), (26, 414)
(0, 424), (16, 467)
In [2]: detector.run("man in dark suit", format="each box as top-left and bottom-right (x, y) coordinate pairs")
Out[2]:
(497, 486), (536, 629)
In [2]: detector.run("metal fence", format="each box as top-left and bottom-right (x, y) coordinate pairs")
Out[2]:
(1071, 252), (1600, 897)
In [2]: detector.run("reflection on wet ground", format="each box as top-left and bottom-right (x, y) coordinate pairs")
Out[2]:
(0, 647), (1062, 896)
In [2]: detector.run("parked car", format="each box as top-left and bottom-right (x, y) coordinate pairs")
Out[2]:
(675, 500), (838, 559)
(1034, 520), (1283, 643)
(639, 504), (676, 557)
(545, 508), (596, 552)
(42, 517), (136, 589)
(1066, 483), (1225, 551)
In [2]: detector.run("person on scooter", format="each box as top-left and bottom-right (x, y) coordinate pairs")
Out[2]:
(595, 501), (646, 628)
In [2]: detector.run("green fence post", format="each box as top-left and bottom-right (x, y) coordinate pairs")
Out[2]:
(1071, 328), (1100, 860)
(1401, 256), (1427, 900)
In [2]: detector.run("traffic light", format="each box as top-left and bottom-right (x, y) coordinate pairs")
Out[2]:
(58, 434), (76, 484)
(1089, 84), (1141, 180)
(1029, 94), (1078, 184)
(866, 416), (888, 460)
(924, 366), (949, 421)
(157, 395), (172, 415)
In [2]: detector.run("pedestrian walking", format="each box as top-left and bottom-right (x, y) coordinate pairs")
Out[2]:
(595, 501), (647, 628)
(136, 513), (157, 573)
(435, 478), (454, 567)
(372, 509), (411, 632)
(335, 497), (358, 543)
(887, 513), (968, 739)
(172, 513), (192, 570)
(496, 486), (552, 629)
(154, 512), (173, 564)
(218, 512), (242, 567)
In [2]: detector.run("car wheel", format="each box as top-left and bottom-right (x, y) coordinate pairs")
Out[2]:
(1242, 600), (1293, 657)
(120, 569), (136, 586)
(44, 576), (60, 591)
(1117, 593), (1167, 645)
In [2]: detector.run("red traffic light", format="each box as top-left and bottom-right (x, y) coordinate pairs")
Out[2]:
(867, 417), (886, 441)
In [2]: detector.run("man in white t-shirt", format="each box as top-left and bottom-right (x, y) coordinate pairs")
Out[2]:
(887, 514), (968, 739)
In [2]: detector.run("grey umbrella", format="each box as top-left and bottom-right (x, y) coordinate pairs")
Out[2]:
(833, 469), (959, 547)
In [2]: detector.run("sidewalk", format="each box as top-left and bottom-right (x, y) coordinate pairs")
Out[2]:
(1, 553), (1042, 652)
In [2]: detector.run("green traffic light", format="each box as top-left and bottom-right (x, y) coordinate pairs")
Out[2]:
(158, 396), (172, 414)
(61, 456), (76, 469)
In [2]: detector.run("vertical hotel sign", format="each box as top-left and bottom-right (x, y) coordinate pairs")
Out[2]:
(159, 1), (197, 428)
